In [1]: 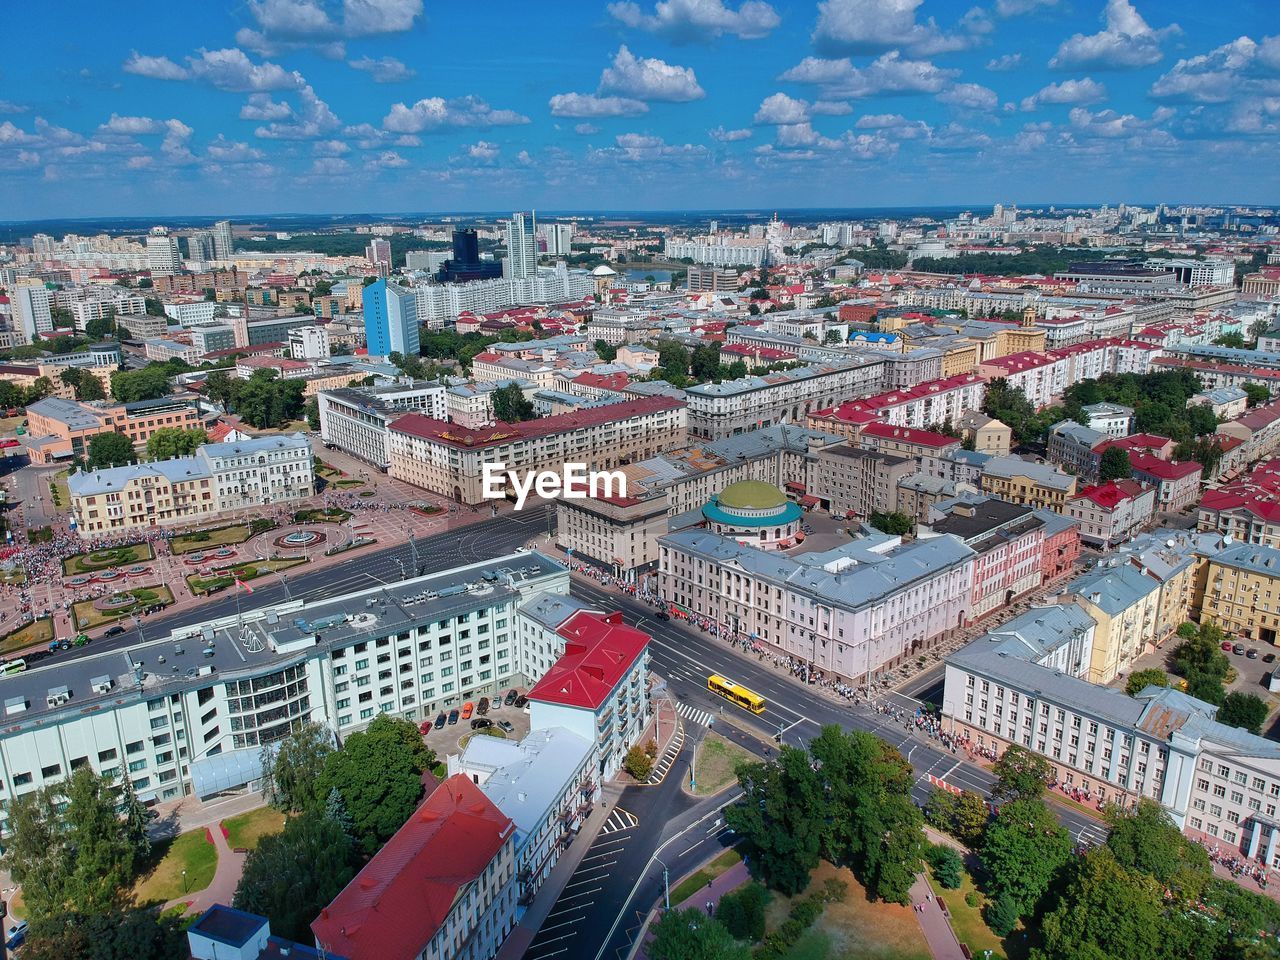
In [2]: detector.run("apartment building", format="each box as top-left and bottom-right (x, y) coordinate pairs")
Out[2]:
(318, 380), (448, 470)
(67, 434), (314, 537)
(1081, 402), (1135, 437)
(807, 446), (914, 519)
(684, 358), (884, 440)
(980, 456), (1078, 510)
(856, 423), (963, 460)
(0, 553), (569, 822)
(977, 352), (1068, 408)
(1200, 544), (1280, 645)
(312, 775), (517, 960)
(1065, 562), (1162, 684)
(387, 396), (687, 504)
(809, 373), (987, 432)
(658, 529), (976, 683)
(1128, 453), (1203, 513)
(1066, 480), (1157, 547)
(24, 395), (203, 465)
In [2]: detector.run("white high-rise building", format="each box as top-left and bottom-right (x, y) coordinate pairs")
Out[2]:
(31, 234), (55, 259)
(11, 284), (52, 343)
(146, 232), (182, 276)
(506, 212), (537, 280)
(541, 222), (574, 257)
(212, 220), (234, 260)
(187, 230), (216, 261)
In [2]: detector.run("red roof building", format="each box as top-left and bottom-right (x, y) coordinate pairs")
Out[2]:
(311, 775), (516, 960)
(1127, 452), (1203, 512)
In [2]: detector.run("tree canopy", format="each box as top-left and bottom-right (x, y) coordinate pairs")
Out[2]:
(262, 722), (335, 813)
(1218, 691), (1269, 735)
(492, 383), (535, 423)
(980, 797), (1072, 918)
(146, 427), (207, 461)
(990, 744), (1054, 804)
(86, 431), (137, 470)
(1098, 446), (1131, 483)
(648, 908), (750, 960)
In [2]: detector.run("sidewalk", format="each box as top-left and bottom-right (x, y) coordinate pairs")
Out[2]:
(495, 781), (622, 960)
(908, 872), (966, 960)
(634, 859), (751, 959)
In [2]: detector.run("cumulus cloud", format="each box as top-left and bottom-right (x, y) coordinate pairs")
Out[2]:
(607, 131), (709, 161)
(599, 46), (705, 101)
(313, 140), (350, 156)
(465, 140), (500, 161)
(1020, 77), (1107, 111)
(123, 52), (190, 80)
(549, 93), (649, 118)
(187, 48), (304, 91)
(205, 135), (264, 163)
(1150, 36), (1280, 104)
(237, 0), (421, 55)
(995, 0), (1057, 14)
(854, 113), (933, 139)
(710, 125), (753, 141)
(754, 92), (812, 125)
(310, 156), (350, 176)
(1050, 0), (1180, 71)
(607, 0), (780, 42)
(986, 53), (1023, 72)
(779, 51), (958, 99)
(98, 114), (162, 135)
(349, 55), (415, 83)
(937, 82), (998, 110)
(383, 96), (530, 133)
(811, 0), (979, 57)
(1068, 104), (1175, 137)
(239, 94), (294, 121)
(574, 122), (601, 135)
(0, 100), (28, 114)
(374, 150), (410, 168)
(254, 85), (340, 139)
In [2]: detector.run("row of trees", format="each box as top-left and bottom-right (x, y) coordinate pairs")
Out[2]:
(238, 716), (438, 941)
(204, 369), (307, 429)
(1, 768), (187, 959)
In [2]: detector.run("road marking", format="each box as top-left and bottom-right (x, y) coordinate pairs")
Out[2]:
(675, 701), (714, 727)
(551, 885), (603, 902)
(600, 807), (638, 835)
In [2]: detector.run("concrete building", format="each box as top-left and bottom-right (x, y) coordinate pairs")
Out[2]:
(212, 220), (234, 260)
(363, 279), (419, 360)
(146, 233), (182, 276)
(1200, 544), (1280, 646)
(1067, 480), (1158, 547)
(505, 212), (538, 281)
(810, 374), (986, 432)
(289, 324), (331, 360)
(1128, 453), (1203, 513)
(980, 456), (1078, 511)
(1189, 386), (1249, 421)
(958, 412), (1012, 456)
(10, 284), (52, 343)
(1082, 402), (1135, 437)
(1065, 562), (1162, 684)
(318, 380), (448, 470)
(808, 446), (914, 519)
(24, 395), (203, 465)
(701, 480), (804, 550)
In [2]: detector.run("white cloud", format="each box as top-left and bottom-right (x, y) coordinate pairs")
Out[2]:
(779, 51), (958, 99)
(238, 0), (421, 54)
(1050, 0), (1180, 71)
(1068, 104), (1175, 137)
(575, 123), (600, 135)
(160, 119), (196, 163)
(995, 0), (1057, 14)
(549, 93), (649, 118)
(246, 0), (335, 37)
(254, 85), (340, 139)
(608, 132), (709, 161)
(754, 92), (812, 125)
(383, 96), (530, 133)
(374, 150), (410, 168)
(310, 157), (350, 176)
(466, 141), (500, 161)
(599, 46), (705, 102)
(937, 82), (998, 110)
(205, 135), (264, 162)
(710, 125), (753, 141)
(187, 48), (304, 91)
(349, 55), (416, 83)
(811, 0), (977, 57)
(607, 0), (780, 42)
(126, 155), (153, 169)
(344, 0), (422, 36)
(1020, 77), (1107, 110)
(98, 114), (161, 135)
(986, 53), (1023, 72)
(313, 139), (350, 156)
(239, 94), (294, 120)
(854, 113), (933, 139)
(122, 52), (189, 80)
(0, 100), (29, 113)
(1150, 36), (1280, 104)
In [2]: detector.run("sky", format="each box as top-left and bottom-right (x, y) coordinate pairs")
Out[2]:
(0, 0), (1276, 219)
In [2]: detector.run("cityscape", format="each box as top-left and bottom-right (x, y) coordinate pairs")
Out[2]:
(1, 2), (1279, 960)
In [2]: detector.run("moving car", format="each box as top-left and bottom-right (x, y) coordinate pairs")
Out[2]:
(447, 708), (460, 725)
(433, 712), (447, 730)
(470, 717), (492, 730)
(477, 697), (489, 715)
(497, 720), (515, 733)
(656, 610), (671, 621)
(103, 625), (126, 638)
(461, 701), (474, 720)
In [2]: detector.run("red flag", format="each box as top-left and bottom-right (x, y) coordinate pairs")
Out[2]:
(235, 577), (254, 594)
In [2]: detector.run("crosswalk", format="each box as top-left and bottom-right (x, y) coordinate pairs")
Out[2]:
(599, 806), (638, 835)
(648, 722), (685, 784)
(675, 701), (715, 728)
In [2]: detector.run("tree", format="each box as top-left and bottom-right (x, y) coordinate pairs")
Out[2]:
(2, 786), (71, 922)
(119, 774), (153, 863)
(86, 431), (137, 470)
(1035, 849), (1170, 960)
(690, 343), (721, 382)
(980, 798), (1072, 918)
(20, 905), (187, 960)
(715, 881), (767, 942)
(1105, 799), (1212, 901)
(262, 722), (335, 813)
(951, 791), (990, 846)
(725, 746), (825, 896)
(982, 378), (1041, 446)
(1125, 668), (1171, 696)
(76, 371), (106, 401)
(316, 715), (435, 854)
(648, 908), (750, 960)
(869, 511), (913, 536)
(324, 786), (354, 842)
(110, 365), (173, 402)
(492, 383), (535, 423)
(84, 311), (119, 341)
(1098, 446), (1132, 483)
(61, 768), (137, 915)
(305, 396), (321, 431)
(926, 844), (963, 889)
(594, 339), (618, 362)
(985, 891), (1021, 938)
(1218, 691), (1269, 735)
(234, 811), (356, 944)
(1244, 383), (1271, 408)
(990, 744), (1054, 804)
(824, 329), (844, 344)
(145, 427), (207, 461)
(623, 745), (654, 781)
(1214, 332), (1246, 348)
(204, 369), (237, 409)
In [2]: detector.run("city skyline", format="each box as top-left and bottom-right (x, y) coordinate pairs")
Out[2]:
(0, 0), (1276, 218)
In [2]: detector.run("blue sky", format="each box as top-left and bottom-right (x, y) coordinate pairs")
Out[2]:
(0, 0), (1276, 218)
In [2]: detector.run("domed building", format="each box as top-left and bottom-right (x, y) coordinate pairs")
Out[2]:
(591, 263), (618, 300)
(701, 480), (803, 550)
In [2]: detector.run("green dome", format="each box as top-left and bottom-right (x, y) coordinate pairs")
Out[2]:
(716, 480), (787, 511)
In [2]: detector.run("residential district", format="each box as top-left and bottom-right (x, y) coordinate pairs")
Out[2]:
(3, 204), (1280, 960)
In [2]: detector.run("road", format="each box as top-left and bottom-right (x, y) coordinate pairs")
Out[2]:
(556, 577), (1111, 960)
(40, 505), (553, 665)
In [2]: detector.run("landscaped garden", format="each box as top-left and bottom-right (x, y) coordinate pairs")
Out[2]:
(293, 507), (352, 524)
(671, 847), (743, 905)
(72, 584), (175, 630)
(0, 617), (54, 657)
(132, 828), (219, 905)
(170, 524), (253, 554)
(224, 807), (288, 852)
(186, 557), (308, 595)
(63, 541), (154, 575)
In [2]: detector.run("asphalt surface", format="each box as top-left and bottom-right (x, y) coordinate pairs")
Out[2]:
(559, 576), (1111, 960)
(39, 505), (553, 666)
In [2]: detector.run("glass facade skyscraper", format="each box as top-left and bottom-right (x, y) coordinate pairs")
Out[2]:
(363, 279), (420, 359)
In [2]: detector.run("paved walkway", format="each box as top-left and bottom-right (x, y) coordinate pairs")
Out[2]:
(163, 821), (248, 918)
(908, 872), (966, 960)
(634, 860), (751, 960)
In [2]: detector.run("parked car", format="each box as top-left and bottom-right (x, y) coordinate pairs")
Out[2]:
(1248, 648), (1260, 659)
(418, 720), (433, 735)
(515, 695), (528, 709)
(461, 701), (474, 720)
(433, 712), (447, 730)
(504, 688), (519, 706)
(103, 625), (126, 638)
(478, 697), (489, 715)
(1221, 641), (1234, 652)
(470, 717), (492, 730)
(6, 920), (28, 950)
(497, 720), (515, 733)
(1233, 643), (1246, 655)
(447, 709), (460, 725)
(1265, 653), (1276, 664)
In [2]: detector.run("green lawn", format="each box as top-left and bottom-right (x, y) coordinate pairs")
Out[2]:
(224, 807), (287, 851)
(48, 470), (69, 511)
(293, 507), (352, 524)
(934, 864), (1029, 960)
(0, 565), (26, 586)
(133, 829), (219, 905)
(691, 731), (754, 796)
(333, 478), (365, 488)
(186, 556), (308, 595)
(72, 585), (174, 630)
(0, 617), (54, 657)
(671, 847), (743, 905)
(170, 524), (255, 554)
(63, 541), (154, 575)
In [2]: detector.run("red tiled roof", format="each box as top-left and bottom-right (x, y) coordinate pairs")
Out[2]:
(527, 610), (649, 710)
(814, 374), (984, 423)
(389, 395), (684, 450)
(1128, 452), (1201, 481)
(311, 775), (513, 960)
(980, 351), (1059, 374)
(1095, 433), (1174, 455)
(574, 372), (631, 391)
(1072, 479), (1148, 509)
(859, 422), (961, 448)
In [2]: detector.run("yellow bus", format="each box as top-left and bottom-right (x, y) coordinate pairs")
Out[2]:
(707, 674), (766, 713)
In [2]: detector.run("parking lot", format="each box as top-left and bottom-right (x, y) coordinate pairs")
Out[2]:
(1121, 639), (1280, 732)
(418, 687), (532, 757)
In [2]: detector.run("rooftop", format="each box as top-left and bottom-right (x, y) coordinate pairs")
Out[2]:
(527, 610), (650, 711)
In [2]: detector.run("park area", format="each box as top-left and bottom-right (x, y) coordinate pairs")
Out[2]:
(224, 807), (288, 852)
(170, 524), (257, 555)
(293, 507), (352, 524)
(132, 828), (219, 905)
(63, 541), (154, 575)
(72, 584), (174, 630)
(186, 557), (308, 595)
(691, 731), (754, 796)
(0, 617), (54, 657)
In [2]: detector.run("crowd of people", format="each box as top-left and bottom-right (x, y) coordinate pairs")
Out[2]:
(1200, 840), (1272, 889)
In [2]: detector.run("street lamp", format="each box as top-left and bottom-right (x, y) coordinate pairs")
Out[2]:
(653, 854), (671, 911)
(182, 868), (188, 894)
